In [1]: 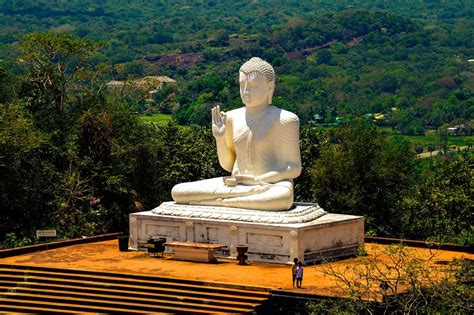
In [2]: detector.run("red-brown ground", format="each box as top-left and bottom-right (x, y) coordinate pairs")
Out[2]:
(0, 241), (471, 296)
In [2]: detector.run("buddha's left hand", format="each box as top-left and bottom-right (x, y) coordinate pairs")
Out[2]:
(232, 174), (261, 186)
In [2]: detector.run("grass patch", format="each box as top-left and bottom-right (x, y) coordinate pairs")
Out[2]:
(326, 126), (473, 152)
(403, 134), (474, 151)
(378, 128), (473, 152)
(418, 150), (473, 170)
(139, 113), (172, 126)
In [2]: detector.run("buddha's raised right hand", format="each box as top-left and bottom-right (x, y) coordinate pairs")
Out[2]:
(211, 105), (226, 138)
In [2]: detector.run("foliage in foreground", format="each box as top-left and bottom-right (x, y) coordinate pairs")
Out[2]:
(307, 244), (473, 314)
(0, 33), (227, 245)
(401, 154), (473, 245)
(309, 120), (473, 244)
(309, 120), (416, 236)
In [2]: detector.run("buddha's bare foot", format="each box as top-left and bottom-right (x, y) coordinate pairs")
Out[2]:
(224, 177), (237, 187)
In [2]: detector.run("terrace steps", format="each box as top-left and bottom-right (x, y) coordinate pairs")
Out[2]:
(0, 264), (269, 314)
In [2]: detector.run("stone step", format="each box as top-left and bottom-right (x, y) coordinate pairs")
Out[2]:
(0, 292), (244, 314)
(0, 265), (269, 313)
(0, 274), (266, 305)
(0, 304), (79, 314)
(0, 266), (268, 299)
(0, 285), (254, 313)
(0, 263), (268, 293)
(0, 280), (259, 309)
(0, 298), (145, 314)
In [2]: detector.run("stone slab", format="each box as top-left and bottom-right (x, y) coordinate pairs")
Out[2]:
(164, 241), (225, 263)
(130, 202), (364, 264)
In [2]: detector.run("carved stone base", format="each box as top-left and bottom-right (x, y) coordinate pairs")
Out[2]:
(129, 202), (364, 264)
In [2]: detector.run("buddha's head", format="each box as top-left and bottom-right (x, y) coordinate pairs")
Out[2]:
(239, 57), (275, 108)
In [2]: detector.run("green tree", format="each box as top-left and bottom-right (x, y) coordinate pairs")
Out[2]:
(19, 32), (98, 132)
(0, 104), (53, 240)
(294, 125), (326, 202)
(309, 245), (473, 314)
(155, 121), (225, 200)
(415, 143), (423, 156)
(309, 120), (416, 235)
(77, 110), (114, 164)
(316, 50), (332, 65)
(401, 154), (473, 244)
(0, 65), (16, 103)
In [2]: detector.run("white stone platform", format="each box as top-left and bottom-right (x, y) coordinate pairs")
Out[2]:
(129, 202), (364, 264)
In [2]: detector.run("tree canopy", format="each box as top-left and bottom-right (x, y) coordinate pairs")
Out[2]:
(0, 2), (472, 249)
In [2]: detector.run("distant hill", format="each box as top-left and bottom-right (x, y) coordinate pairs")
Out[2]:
(0, 0), (472, 130)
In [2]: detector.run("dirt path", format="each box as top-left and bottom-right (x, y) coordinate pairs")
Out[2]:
(418, 145), (471, 158)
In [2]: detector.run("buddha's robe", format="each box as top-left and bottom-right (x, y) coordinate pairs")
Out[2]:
(171, 106), (301, 211)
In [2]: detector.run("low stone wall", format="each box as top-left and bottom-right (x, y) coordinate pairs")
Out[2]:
(0, 233), (123, 258)
(365, 237), (472, 253)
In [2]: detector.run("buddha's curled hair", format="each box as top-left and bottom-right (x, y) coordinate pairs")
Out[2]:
(240, 57), (275, 83)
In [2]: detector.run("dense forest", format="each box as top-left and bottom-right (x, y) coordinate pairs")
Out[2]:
(1, 0), (473, 130)
(0, 1), (472, 249)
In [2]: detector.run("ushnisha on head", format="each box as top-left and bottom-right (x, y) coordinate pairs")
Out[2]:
(240, 57), (276, 82)
(239, 57), (275, 107)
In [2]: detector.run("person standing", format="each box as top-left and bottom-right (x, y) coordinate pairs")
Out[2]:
(292, 257), (298, 287)
(296, 261), (303, 288)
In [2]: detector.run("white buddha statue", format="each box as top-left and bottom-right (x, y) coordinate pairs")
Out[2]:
(171, 57), (301, 211)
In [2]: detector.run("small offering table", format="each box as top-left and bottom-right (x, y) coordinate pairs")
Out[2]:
(164, 242), (226, 263)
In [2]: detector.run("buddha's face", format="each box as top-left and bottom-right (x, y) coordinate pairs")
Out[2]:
(239, 71), (273, 108)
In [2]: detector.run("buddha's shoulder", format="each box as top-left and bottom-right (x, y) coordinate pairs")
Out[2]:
(273, 107), (299, 125)
(226, 106), (299, 125)
(226, 107), (245, 119)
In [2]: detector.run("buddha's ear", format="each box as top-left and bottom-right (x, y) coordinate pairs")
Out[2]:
(267, 81), (275, 104)
(267, 82), (273, 92)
